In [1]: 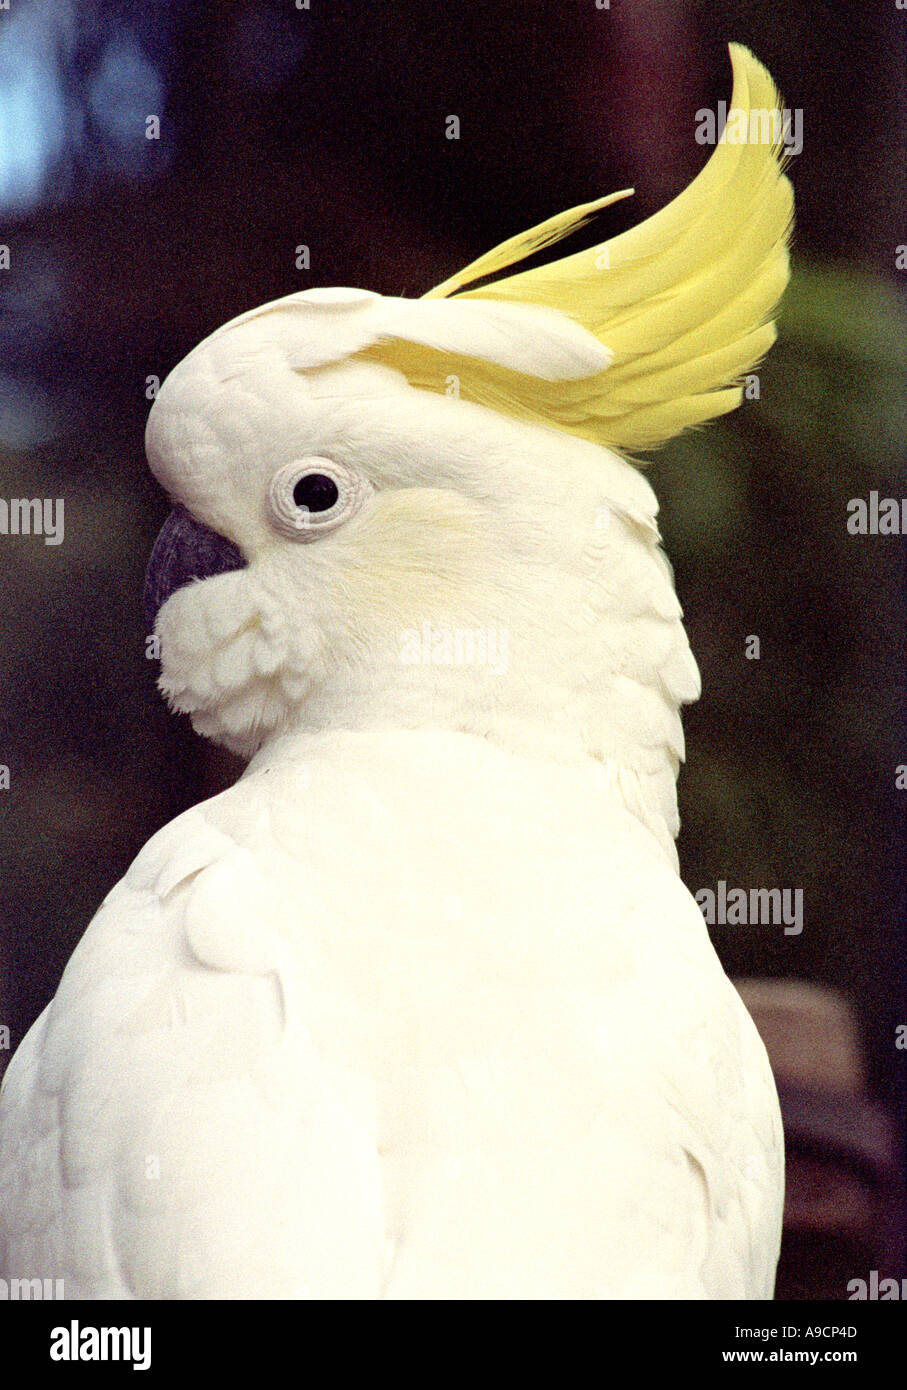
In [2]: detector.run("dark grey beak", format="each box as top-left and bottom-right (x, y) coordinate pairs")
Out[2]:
(144, 505), (247, 632)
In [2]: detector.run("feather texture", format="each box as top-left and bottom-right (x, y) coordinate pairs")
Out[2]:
(0, 733), (782, 1298)
(0, 43), (789, 1302)
(422, 189), (634, 301)
(361, 44), (792, 451)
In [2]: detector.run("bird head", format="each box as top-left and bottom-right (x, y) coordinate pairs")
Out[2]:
(144, 44), (792, 854)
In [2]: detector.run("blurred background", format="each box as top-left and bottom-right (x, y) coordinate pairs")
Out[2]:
(0, 0), (904, 1299)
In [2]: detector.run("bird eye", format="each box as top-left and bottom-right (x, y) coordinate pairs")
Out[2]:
(293, 473), (338, 512)
(267, 457), (371, 540)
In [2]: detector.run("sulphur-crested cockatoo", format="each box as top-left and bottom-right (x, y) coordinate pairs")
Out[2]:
(0, 45), (791, 1299)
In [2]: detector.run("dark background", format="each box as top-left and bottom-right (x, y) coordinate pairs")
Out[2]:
(0, 0), (904, 1297)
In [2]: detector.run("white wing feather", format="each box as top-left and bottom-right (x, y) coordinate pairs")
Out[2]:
(0, 732), (781, 1298)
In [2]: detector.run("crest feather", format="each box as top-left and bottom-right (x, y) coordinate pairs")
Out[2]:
(364, 44), (793, 453)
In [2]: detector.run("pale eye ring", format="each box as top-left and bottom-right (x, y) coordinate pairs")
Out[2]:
(267, 457), (371, 540)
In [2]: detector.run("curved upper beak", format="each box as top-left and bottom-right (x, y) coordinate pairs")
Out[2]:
(144, 505), (247, 632)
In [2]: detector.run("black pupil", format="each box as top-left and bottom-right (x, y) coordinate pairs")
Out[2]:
(293, 473), (339, 512)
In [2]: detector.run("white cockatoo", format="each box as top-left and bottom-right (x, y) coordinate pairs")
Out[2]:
(0, 46), (792, 1299)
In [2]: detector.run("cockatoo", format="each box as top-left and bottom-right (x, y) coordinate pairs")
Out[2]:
(0, 45), (792, 1299)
